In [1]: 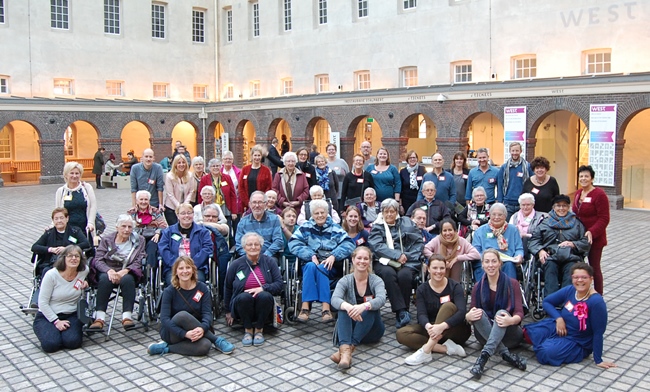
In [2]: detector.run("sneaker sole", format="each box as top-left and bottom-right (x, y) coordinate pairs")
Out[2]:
(217, 348), (235, 354)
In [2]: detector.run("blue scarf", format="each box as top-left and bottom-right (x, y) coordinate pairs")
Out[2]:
(475, 272), (514, 319)
(547, 210), (577, 229)
(316, 166), (330, 191)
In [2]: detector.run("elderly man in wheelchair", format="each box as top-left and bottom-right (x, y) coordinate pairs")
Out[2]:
(527, 195), (590, 297)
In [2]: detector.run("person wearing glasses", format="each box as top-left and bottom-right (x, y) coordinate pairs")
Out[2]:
(235, 191), (284, 259)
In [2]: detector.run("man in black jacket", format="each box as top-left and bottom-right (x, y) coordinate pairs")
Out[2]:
(267, 137), (284, 175)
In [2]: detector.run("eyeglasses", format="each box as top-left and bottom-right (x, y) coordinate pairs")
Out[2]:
(178, 212), (193, 216)
(66, 254), (81, 259)
(203, 215), (219, 219)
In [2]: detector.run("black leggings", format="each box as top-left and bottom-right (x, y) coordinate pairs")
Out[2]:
(165, 311), (216, 356)
(96, 272), (136, 313)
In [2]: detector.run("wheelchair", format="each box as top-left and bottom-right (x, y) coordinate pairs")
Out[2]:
(20, 253), (47, 316)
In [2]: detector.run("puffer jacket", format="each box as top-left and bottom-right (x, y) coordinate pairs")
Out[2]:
(288, 216), (355, 262)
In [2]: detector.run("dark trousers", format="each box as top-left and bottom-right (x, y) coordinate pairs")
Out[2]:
(163, 208), (178, 226)
(336, 309), (385, 346)
(33, 312), (83, 353)
(396, 302), (471, 350)
(233, 291), (274, 329)
(146, 240), (159, 268)
(95, 174), (102, 188)
(165, 311), (215, 356)
(543, 260), (575, 296)
(373, 262), (417, 313)
(96, 272), (136, 313)
(505, 204), (520, 222)
(589, 244), (605, 294)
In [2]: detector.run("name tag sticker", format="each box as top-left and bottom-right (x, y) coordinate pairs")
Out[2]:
(221, 181), (228, 186)
(356, 238), (366, 245)
(357, 178), (364, 183)
(517, 172), (524, 177)
(488, 178), (495, 184)
(193, 290), (203, 302)
(478, 214), (486, 220)
(236, 271), (246, 280)
(171, 234), (182, 241)
(243, 175), (248, 180)
(531, 188), (540, 194)
(73, 279), (83, 290)
(440, 295), (451, 304)
(564, 301), (574, 312)
(68, 236), (78, 243)
(363, 295), (374, 303)
(371, 170), (378, 174)
(486, 233), (494, 238)
(421, 205), (428, 210)
(439, 176), (445, 181)
(63, 194), (73, 201)
(462, 174), (468, 179)
(148, 179), (155, 185)
(416, 176), (423, 181)
(306, 173), (311, 178)
(583, 197), (592, 203)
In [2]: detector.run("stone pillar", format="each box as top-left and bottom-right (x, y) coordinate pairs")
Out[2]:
(290, 137), (314, 152)
(98, 138), (122, 163)
(39, 139), (65, 184)
(525, 138), (537, 160)
(381, 137), (409, 164)
(339, 137), (356, 164)
(202, 137), (215, 161)
(436, 137), (470, 163)
(150, 137), (173, 162)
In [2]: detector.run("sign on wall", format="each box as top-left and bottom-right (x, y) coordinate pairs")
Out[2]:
(330, 132), (340, 159)
(503, 106), (527, 163)
(588, 104), (617, 186)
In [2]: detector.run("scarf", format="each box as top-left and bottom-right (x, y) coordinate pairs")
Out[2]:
(514, 209), (535, 237)
(475, 272), (514, 319)
(489, 222), (509, 251)
(503, 158), (530, 195)
(439, 232), (459, 263)
(211, 175), (225, 206)
(316, 166), (330, 191)
(546, 209), (577, 229)
(407, 164), (419, 190)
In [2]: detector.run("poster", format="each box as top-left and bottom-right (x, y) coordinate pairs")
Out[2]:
(503, 106), (527, 163)
(588, 104), (617, 186)
(330, 132), (340, 159)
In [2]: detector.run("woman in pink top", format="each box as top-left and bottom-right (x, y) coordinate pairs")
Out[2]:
(424, 219), (480, 282)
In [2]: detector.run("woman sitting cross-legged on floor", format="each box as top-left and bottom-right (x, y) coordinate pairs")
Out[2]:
(398, 254), (471, 365)
(330, 246), (386, 370)
(147, 256), (235, 356)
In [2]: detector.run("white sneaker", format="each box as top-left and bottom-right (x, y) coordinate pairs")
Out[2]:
(443, 340), (467, 357)
(404, 348), (433, 366)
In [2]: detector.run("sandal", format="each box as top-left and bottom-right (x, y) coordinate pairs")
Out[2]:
(253, 333), (265, 346)
(297, 309), (310, 323)
(122, 318), (136, 330)
(322, 310), (334, 323)
(88, 319), (105, 331)
(242, 332), (253, 347)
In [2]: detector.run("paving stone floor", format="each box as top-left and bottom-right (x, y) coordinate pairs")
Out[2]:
(0, 184), (649, 391)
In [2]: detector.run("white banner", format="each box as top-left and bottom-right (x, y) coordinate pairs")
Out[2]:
(330, 132), (341, 159)
(503, 106), (527, 163)
(588, 104), (617, 186)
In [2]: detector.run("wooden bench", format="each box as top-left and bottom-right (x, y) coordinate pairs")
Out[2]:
(101, 174), (130, 189)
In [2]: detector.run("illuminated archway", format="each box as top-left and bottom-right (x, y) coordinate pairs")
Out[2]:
(0, 120), (41, 183)
(621, 108), (650, 209)
(171, 121), (198, 158)
(402, 113), (437, 163)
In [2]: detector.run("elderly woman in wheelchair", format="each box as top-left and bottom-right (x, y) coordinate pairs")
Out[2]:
(88, 214), (146, 331)
(528, 195), (590, 296)
(33, 245), (89, 353)
(289, 199), (355, 323)
(128, 190), (167, 269)
(224, 233), (283, 347)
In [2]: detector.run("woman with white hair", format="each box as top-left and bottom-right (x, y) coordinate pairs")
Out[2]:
(55, 161), (96, 234)
(128, 190), (167, 268)
(194, 186), (228, 236)
(509, 193), (546, 257)
(190, 156), (207, 206)
(88, 214), (146, 331)
(272, 151), (310, 212)
(296, 185), (341, 225)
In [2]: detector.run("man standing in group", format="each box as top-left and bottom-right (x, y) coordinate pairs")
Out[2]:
(465, 147), (499, 205)
(235, 191), (284, 259)
(417, 153), (456, 205)
(497, 142), (532, 220)
(360, 141), (375, 169)
(173, 145), (191, 164)
(267, 137), (284, 176)
(130, 148), (165, 208)
(92, 147), (106, 189)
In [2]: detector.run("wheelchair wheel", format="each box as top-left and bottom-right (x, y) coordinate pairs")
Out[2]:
(210, 258), (220, 321)
(285, 258), (301, 324)
(461, 260), (474, 302)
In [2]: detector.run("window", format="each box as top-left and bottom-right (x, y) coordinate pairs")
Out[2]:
(513, 56), (536, 79)
(318, 0), (327, 25)
(315, 74), (329, 93)
(152, 3), (165, 39)
(358, 0), (368, 18)
(51, 0), (69, 29)
(355, 71), (370, 90)
(0, 77), (8, 94)
(401, 67), (418, 87)
(251, 2), (260, 37)
(453, 62), (472, 83)
(104, 0), (120, 34)
(0, 0), (5, 24)
(282, 78), (293, 95)
(283, 0), (292, 31)
(223, 84), (234, 99)
(192, 9), (205, 43)
(153, 83), (169, 98)
(193, 85), (208, 100)
(403, 0), (416, 9)
(106, 81), (123, 96)
(225, 7), (232, 43)
(53, 79), (73, 95)
(250, 80), (260, 97)
(0, 126), (11, 159)
(584, 50), (611, 75)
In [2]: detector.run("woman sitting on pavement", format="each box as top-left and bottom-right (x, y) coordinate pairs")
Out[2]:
(224, 233), (283, 347)
(194, 186), (229, 237)
(330, 246), (386, 370)
(128, 190), (167, 270)
(147, 256), (235, 356)
(523, 262), (617, 369)
(33, 245), (89, 353)
(509, 192), (546, 255)
(398, 254), (471, 365)
(423, 219), (480, 282)
(88, 215), (146, 331)
(296, 185), (341, 225)
(289, 199), (355, 323)
(465, 249), (526, 380)
(342, 205), (369, 247)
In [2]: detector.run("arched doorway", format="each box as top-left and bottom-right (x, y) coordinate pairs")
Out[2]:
(311, 117), (332, 156)
(533, 111), (587, 195)
(238, 120), (256, 164)
(622, 108), (650, 209)
(171, 121), (198, 158)
(464, 112), (504, 166)
(211, 121), (226, 159)
(352, 116), (383, 155)
(64, 120), (99, 178)
(270, 119), (292, 155)
(120, 121), (151, 162)
(0, 120), (41, 183)
(403, 113), (437, 164)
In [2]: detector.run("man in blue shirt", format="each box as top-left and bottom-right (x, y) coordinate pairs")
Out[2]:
(417, 153), (456, 205)
(497, 142), (532, 220)
(235, 191), (284, 258)
(130, 148), (164, 208)
(465, 148), (499, 204)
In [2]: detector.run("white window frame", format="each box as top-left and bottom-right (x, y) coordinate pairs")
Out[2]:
(51, 0), (69, 30)
(225, 7), (233, 43)
(250, 80), (260, 97)
(283, 0), (292, 32)
(401, 67), (418, 87)
(315, 74), (329, 93)
(152, 3), (166, 39)
(512, 55), (537, 79)
(192, 9), (205, 43)
(282, 78), (293, 95)
(223, 84), (234, 100)
(0, 76), (9, 94)
(0, 125), (11, 159)
(104, 0), (120, 35)
(357, 0), (368, 18)
(355, 71), (371, 90)
(106, 81), (124, 96)
(153, 83), (169, 98)
(193, 85), (208, 100)
(453, 61), (472, 83)
(318, 0), (328, 25)
(53, 79), (74, 95)
(403, 0), (417, 10)
(584, 50), (611, 75)
(1, 0), (7, 24)
(251, 2), (260, 37)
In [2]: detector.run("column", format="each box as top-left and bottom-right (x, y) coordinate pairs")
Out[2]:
(150, 137), (173, 163)
(339, 137), (356, 164)
(435, 137), (470, 163)
(98, 138), (122, 164)
(381, 137), (409, 164)
(39, 139), (66, 184)
(231, 134), (246, 168)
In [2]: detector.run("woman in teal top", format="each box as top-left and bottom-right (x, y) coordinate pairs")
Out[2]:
(365, 147), (401, 203)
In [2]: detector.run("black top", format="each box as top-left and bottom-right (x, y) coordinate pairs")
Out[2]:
(248, 167), (260, 195)
(522, 177), (560, 213)
(63, 189), (88, 232)
(354, 279), (373, 305)
(415, 279), (467, 328)
(341, 170), (375, 211)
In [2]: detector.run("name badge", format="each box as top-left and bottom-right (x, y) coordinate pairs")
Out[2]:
(564, 301), (574, 312)
(583, 197), (592, 203)
(439, 176), (445, 181)
(221, 181), (228, 186)
(416, 176), (423, 181)
(148, 179), (155, 185)
(193, 290), (204, 302)
(457, 245), (461, 251)
(363, 295), (374, 303)
(73, 279), (83, 290)
(243, 175), (248, 180)
(421, 205), (428, 210)
(440, 295), (451, 304)
(477, 214), (486, 220)
(525, 217), (532, 223)
(531, 188), (540, 194)
(486, 233), (494, 238)
(356, 238), (366, 245)
(371, 170), (378, 174)
(488, 178), (495, 184)
(63, 194), (73, 201)
(305, 173), (311, 178)
(68, 236), (78, 243)
(171, 233), (182, 241)
(357, 178), (364, 183)
(236, 270), (246, 280)
(462, 174), (468, 179)
(517, 172), (524, 178)
(333, 167), (340, 171)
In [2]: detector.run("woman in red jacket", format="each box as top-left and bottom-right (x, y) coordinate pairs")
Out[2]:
(198, 158), (237, 219)
(572, 165), (610, 295)
(239, 145), (273, 213)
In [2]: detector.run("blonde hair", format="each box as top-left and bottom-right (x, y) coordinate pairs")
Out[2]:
(350, 246), (373, 274)
(171, 256), (198, 289)
(63, 161), (84, 180)
(170, 154), (191, 182)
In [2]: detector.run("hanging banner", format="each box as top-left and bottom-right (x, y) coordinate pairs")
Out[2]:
(220, 133), (229, 159)
(330, 132), (341, 159)
(588, 104), (617, 186)
(503, 106), (527, 163)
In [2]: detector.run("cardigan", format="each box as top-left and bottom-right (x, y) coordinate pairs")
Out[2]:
(31, 226), (90, 267)
(272, 167), (310, 212)
(55, 182), (96, 230)
(93, 232), (146, 280)
(223, 255), (283, 313)
(341, 170), (375, 211)
(164, 172), (196, 210)
(572, 187), (610, 247)
(238, 164), (273, 212)
(197, 173), (237, 215)
(38, 266), (89, 322)
(423, 235), (480, 261)
(159, 223), (213, 276)
(331, 274), (386, 311)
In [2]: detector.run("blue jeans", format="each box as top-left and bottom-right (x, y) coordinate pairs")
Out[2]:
(505, 204), (520, 222)
(473, 261), (517, 282)
(301, 261), (336, 304)
(336, 309), (385, 346)
(33, 312), (83, 353)
(543, 260), (575, 296)
(472, 309), (522, 356)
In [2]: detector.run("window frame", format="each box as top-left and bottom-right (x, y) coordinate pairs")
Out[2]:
(512, 55), (537, 79)
(225, 7), (233, 43)
(403, 0), (417, 10)
(283, 0), (292, 32)
(104, 0), (120, 35)
(53, 79), (74, 95)
(193, 85), (208, 101)
(357, 0), (368, 18)
(192, 8), (206, 43)
(401, 67), (418, 87)
(452, 61), (472, 83)
(584, 50), (612, 75)
(318, 0), (328, 25)
(282, 78), (293, 95)
(0, 76), (8, 94)
(251, 2), (260, 37)
(315, 74), (329, 93)
(223, 84), (234, 100)
(51, 0), (70, 30)
(105, 80), (124, 97)
(1, 0), (7, 24)
(153, 82), (169, 99)
(0, 125), (11, 159)
(250, 80), (260, 97)
(355, 70), (371, 90)
(151, 2), (166, 39)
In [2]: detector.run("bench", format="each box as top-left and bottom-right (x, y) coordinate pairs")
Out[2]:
(101, 174), (130, 190)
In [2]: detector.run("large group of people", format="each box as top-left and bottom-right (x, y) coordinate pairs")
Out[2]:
(29, 140), (616, 377)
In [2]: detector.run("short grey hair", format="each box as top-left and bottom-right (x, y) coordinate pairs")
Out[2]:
(309, 185), (324, 198)
(135, 190), (151, 200)
(115, 214), (135, 227)
(208, 158), (221, 167)
(200, 186), (216, 196)
(241, 232), (265, 248)
(489, 203), (507, 216)
(309, 199), (329, 215)
(381, 198), (400, 212)
(518, 193), (535, 205)
(265, 189), (278, 199)
(364, 187), (376, 196)
(476, 147), (489, 156)
(192, 156), (205, 167)
(222, 151), (234, 160)
(282, 151), (297, 164)
(422, 181), (436, 191)
(250, 190), (267, 203)
(203, 204), (220, 215)
(472, 186), (486, 198)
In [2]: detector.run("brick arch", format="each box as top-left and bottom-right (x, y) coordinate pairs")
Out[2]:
(450, 101), (504, 139)
(0, 117), (44, 140)
(268, 117), (289, 139)
(617, 94), (650, 139)
(398, 110), (440, 139)
(345, 114), (371, 138)
(305, 116), (327, 139)
(527, 97), (589, 139)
